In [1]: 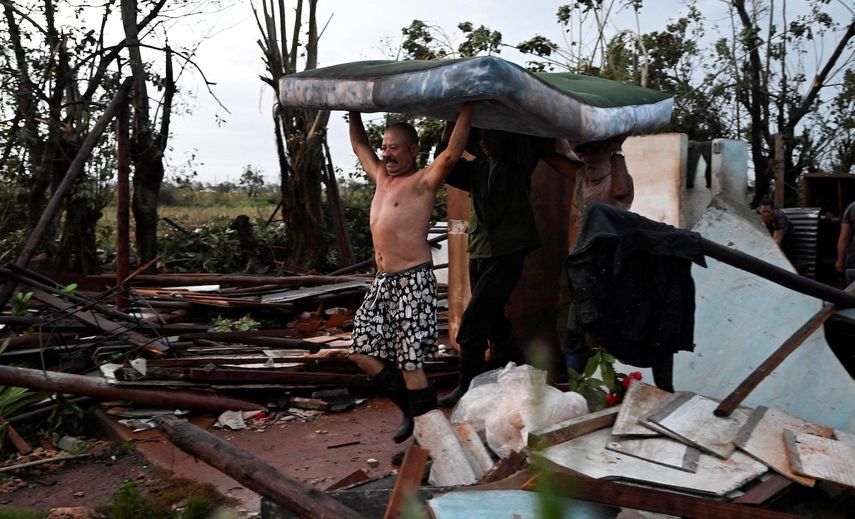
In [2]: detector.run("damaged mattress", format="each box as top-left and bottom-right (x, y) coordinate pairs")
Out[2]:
(277, 56), (673, 142)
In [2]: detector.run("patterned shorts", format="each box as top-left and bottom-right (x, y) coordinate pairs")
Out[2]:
(349, 262), (439, 371)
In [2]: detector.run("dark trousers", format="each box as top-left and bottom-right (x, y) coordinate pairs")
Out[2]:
(456, 252), (526, 364)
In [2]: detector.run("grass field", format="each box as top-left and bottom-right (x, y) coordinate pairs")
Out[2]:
(99, 191), (279, 230)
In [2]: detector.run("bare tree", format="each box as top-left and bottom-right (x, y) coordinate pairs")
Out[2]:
(254, 0), (330, 268)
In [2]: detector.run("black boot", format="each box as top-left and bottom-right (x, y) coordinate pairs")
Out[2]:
(370, 365), (414, 443)
(408, 385), (438, 416)
(438, 347), (485, 408)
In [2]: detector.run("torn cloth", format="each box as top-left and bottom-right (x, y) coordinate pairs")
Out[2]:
(565, 202), (707, 366)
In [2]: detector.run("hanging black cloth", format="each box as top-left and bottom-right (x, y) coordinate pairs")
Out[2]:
(565, 202), (707, 367)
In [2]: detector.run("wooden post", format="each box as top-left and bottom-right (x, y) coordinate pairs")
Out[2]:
(715, 281), (855, 417)
(446, 220), (470, 352)
(0, 77), (134, 311)
(116, 99), (131, 311)
(774, 133), (785, 209)
(158, 417), (367, 519)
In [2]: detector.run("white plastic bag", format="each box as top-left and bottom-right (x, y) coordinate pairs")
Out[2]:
(450, 362), (588, 457)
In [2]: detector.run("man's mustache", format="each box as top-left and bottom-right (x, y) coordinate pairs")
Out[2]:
(384, 157), (398, 164)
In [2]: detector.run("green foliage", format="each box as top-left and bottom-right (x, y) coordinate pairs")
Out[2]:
(567, 347), (623, 411)
(107, 479), (227, 519)
(210, 314), (260, 333)
(10, 291), (33, 317)
(110, 480), (155, 519)
(0, 508), (48, 519)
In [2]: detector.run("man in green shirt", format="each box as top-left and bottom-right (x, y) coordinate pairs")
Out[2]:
(436, 127), (582, 406)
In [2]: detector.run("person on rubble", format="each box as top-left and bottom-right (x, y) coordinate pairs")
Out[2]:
(434, 124), (626, 406)
(836, 200), (855, 284)
(759, 196), (794, 256)
(346, 104), (473, 449)
(433, 127), (552, 407)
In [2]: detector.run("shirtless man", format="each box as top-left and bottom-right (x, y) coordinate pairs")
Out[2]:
(347, 103), (473, 445)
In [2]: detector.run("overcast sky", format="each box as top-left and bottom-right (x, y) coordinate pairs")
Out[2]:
(164, 0), (850, 185)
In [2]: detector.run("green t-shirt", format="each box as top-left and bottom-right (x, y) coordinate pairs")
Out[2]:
(442, 134), (547, 259)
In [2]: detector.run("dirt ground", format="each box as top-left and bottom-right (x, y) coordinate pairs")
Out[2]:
(0, 393), (427, 516)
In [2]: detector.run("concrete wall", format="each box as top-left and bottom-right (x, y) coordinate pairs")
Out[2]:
(623, 133), (686, 226)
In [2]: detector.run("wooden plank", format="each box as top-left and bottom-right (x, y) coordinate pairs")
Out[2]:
(384, 444), (429, 519)
(527, 406), (620, 449)
(715, 281), (855, 418)
(647, 393), (750, 459)
(606, 436), (700, 473)
(523, 472), (800, 519)
(733, 406), (833, 486)
(30, 288), (168, 354)
(732, 474), (793, 505)
(784, 430), (855, 488)
(538, 427), (768, 496)
(324, 469), (370, 491)
(186, 368), (368, 385)
(0, 415), (33, 455)
(479, 451), (528, 483)
(613, 380), (674, 436)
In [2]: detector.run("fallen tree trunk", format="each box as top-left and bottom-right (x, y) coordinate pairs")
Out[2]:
(158, 416), (367, 519)
(0, 365), (264, 411)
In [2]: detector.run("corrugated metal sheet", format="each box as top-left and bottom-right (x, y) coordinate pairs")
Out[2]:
(782, 207), (820, 278)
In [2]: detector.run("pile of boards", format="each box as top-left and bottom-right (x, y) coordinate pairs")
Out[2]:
(519, 380), (854, 516)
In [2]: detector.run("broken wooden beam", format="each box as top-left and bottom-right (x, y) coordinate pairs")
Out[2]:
(185, 368), (369, 385)
(523, 472), (800, 519)
(28, 288), (169, 354)
(384, 444), (429, 519)
(715, 281), (855, 417)
(0, 415), (33, 455)
(527, 406), (620, 450)
(158, 416), (367, 519)
(0, 365), (264, 411)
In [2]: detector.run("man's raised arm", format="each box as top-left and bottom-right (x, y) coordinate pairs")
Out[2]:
(424, 103), (474, 191)
(349, 111), (383, 182)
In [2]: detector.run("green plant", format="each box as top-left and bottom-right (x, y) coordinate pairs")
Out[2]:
(109, 480), (154, 519)
(567, 346), (640, 411)
(209, 314), (260, 333)
(10, 291), (33, 317)
(0, 508), (48, 519)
